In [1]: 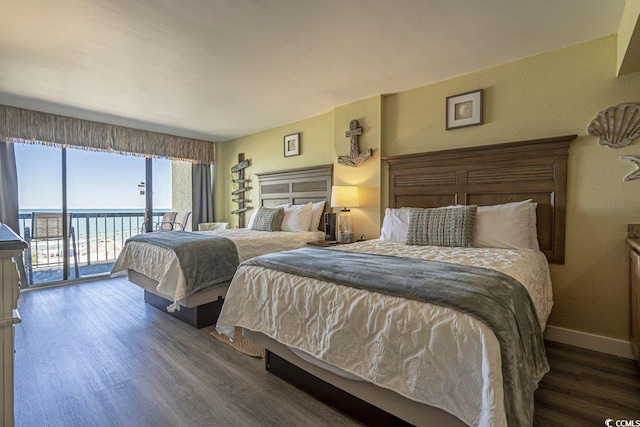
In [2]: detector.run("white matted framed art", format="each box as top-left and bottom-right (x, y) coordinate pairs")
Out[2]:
(284, 133), (300, 157)
(446, 89), (483, 130)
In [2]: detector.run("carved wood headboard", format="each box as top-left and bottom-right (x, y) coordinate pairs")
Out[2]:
(383, 135), (576, 264)
(255, 164), (333, 231)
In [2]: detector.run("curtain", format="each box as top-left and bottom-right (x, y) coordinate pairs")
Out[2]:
(0, 141), (28, 285)
(0, 104), (215, 164)
(192, 162), (214, 231)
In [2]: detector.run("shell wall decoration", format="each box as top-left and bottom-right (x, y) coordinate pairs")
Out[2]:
(587, 103), (640, 148)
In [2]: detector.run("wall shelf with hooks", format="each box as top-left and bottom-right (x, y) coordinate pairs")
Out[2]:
(231, 153), (252, 227)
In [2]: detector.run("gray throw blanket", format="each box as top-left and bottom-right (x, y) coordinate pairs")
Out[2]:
(243, 247), (548, 427)
(128, 231), (239, 294)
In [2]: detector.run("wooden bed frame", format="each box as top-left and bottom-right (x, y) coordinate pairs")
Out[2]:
(255, 163), (333, 231)
(256, 135), (576, 425)
(385, 135), (575, 264)
(133, 164), (333, 328)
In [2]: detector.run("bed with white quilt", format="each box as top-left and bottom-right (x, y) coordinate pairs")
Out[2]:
(111, 164), (332, 328)
(111, 228), (324, 307)
(216, 136), (576, 426)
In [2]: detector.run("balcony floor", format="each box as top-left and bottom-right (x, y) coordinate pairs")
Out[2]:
(28, 262), (116, 287)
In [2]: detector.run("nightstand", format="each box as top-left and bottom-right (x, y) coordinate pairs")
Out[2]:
(307, 240), (348, 247)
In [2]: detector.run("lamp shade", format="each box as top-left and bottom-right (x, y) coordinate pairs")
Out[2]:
(330, 185), (360, 208)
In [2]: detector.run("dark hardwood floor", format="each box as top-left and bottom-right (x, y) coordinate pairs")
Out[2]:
(14, 278), (640, 426)
(535, 341), (640, 425)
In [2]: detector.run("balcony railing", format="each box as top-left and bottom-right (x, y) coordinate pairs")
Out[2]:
(18, 211), (168, 287)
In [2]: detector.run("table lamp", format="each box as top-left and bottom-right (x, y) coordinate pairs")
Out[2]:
(330, 185), (360, 243)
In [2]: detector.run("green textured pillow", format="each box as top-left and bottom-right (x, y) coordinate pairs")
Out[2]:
(407, 205), (477, 247)
(251, 207), (285, 232)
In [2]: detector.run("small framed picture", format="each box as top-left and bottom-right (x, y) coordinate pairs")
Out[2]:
(446, 89), (483, 130)
(284, 133), (300, 157)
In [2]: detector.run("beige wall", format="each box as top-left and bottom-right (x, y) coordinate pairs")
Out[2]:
(333, 96), (382, 240)
(617, 0), (640, 75)
(382, 35), (640, 340)
(217, 35), (640, 341)
(217, 98), (383, 238)
(217, 112), (335, 228)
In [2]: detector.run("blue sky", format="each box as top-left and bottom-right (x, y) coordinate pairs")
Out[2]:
(15, 143), (172, 210)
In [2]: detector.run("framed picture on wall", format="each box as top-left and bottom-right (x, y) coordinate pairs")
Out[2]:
(446, 89), (483, 130)
(284, 133), (300, 157)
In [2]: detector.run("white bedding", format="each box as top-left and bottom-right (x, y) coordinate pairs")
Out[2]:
(216, 240), (552, 427)
(111, 229), (324, 308)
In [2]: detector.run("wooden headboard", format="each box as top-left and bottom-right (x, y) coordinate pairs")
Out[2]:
(383, 135), (576, 264)
(255, 164), (333, 231)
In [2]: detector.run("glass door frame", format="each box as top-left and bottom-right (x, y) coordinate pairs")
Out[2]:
(61, 146), (69, 280)
(144, 157), (153, 233)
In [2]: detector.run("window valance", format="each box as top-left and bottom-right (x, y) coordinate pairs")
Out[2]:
(0, 104), (215, 164)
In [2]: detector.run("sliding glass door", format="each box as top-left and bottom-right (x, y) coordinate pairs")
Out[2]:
(66, 149), (147, 278)
(15, 143), (173, 287)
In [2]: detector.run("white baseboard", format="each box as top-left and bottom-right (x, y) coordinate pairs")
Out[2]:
(544, 325), (635, 360)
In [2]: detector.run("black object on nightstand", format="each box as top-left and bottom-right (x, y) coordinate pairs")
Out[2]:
(324, 212), (336, 241)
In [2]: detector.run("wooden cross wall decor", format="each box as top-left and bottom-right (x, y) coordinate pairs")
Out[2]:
(338, 119), (374, 167)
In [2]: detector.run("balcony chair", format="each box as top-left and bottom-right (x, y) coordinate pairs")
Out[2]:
(171, 211), (191, 231)
(153, 211), (178, 232)
(23, 212), (80, 286)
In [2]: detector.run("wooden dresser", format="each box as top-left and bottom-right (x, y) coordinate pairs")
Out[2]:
(627, 224), (640, 365)
(0, 224), (27, 427)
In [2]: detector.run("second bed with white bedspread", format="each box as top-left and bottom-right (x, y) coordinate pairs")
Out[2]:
(217, 240), (552, 426)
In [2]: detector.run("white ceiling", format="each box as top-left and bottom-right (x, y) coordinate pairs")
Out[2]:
(0, 0), (626, 142)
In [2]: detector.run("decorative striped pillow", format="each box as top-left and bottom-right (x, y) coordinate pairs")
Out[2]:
(407, 205), (477, 247)
(251, 207), (285, 232)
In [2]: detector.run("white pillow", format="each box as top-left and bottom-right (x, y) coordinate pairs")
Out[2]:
(473, 200), (533, 249)
(281, 202), (313, 232)
(380, 207), (412, 242)
(247, 203), (290, 228)
(308, 201), (326, 231)
(247, 209), (258, 229)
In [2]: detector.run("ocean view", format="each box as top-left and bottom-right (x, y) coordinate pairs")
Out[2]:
(19, 208), (169, 267)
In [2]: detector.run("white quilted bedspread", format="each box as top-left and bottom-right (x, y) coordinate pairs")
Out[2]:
(217, 240), (553, 427)
(111, 229), (324, 306)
